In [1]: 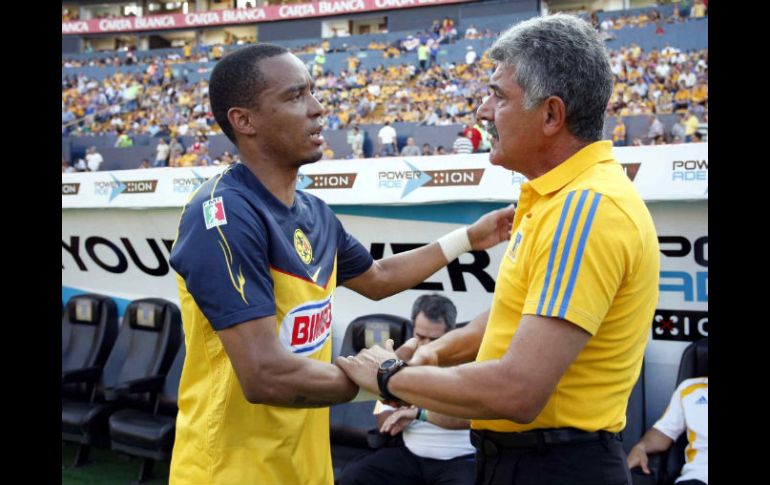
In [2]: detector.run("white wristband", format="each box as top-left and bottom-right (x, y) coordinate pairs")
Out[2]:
(437, 226), (472, 262)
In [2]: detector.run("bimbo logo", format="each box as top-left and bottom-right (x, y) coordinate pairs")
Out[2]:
(279, 295), (333, 356)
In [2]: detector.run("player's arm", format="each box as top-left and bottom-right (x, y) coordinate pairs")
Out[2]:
(217, 315), (358, 407)
(407, 310), (490, 366)
(343, 205), (514, 300)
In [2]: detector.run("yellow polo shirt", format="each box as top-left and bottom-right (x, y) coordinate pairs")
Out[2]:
(473, 141), (659, 433)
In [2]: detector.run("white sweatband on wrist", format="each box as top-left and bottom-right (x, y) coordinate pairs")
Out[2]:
(437, 226), (472, 262)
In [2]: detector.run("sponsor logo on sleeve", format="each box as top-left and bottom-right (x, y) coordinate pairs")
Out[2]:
(203, 196), (227, 229)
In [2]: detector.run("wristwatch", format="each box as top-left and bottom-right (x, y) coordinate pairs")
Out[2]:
(377, 358), (408, 402)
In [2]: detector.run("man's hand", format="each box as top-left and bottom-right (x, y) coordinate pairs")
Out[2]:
(395, 338), (419, 362)
(409, 344), (439, 366)
(380, 406), (419, 435)
(627, 444), (650, 474)
(467, 204), (515, 250)
(336, 339), (397, 396)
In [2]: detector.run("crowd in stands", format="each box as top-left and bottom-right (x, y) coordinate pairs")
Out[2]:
(587, 0), (707, 40)
(62, 9), (708, 169)
(62, 43), (707, 143)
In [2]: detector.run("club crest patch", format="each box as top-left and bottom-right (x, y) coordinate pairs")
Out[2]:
(294, 228), (313, 264)
(507, 231), (523, 262)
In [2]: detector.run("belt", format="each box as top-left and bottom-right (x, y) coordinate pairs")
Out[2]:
(471, 428), (620, 454)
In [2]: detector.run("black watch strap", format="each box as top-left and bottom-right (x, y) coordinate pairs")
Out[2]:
(377, 360), (408, 402)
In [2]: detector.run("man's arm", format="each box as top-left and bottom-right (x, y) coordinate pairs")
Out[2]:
(337, 314), (590, 422)
(217, 315), (358, 407)
(379, 406), (469, 436)
(343, 205), (515, 301)
(626, 428), (674, 474)
(421, 409), (469, 430)
(375, 408), (395, 430)
(408, 310), (489, 366)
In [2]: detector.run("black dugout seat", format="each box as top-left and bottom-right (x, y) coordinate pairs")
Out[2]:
(62, 294), (119, 400)
(109, 343), (186, 483)
(62, 298), (182, 467)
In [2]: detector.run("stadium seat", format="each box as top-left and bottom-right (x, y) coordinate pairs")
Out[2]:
(109, 343), (185, 483)
(331, 314), (413, 481)
(62, 298), (182, 467)
(624, 362), (647, 455)
(660, 338), (708, 484)
(631, 338), (708, 485)
(62, 294), (119, 400)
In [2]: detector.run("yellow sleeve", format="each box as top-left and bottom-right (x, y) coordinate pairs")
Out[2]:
(522, 190), (637, 335)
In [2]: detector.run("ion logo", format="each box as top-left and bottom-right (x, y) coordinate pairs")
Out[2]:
(62, 183), (80, 195)
(297, 173), (357, 190)
(652, 309), (708, 341)
(379, 161), (484, 198)
(278, 295), (333, 356)
(94, 174), (158, 201)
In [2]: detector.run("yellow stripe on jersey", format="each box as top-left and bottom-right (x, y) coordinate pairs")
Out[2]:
(686, 428), (697, 463)
(209, 165), (248, 304)
(681, 382), (708, 398)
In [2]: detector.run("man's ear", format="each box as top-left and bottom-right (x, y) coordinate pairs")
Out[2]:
(227, 107), (258, 138)
(542, 96), (566, 137)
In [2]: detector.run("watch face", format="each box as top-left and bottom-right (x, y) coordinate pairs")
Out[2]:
(379, 358), (398, 371)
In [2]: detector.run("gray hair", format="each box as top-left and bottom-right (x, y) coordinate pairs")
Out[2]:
(488, 13), (613, 141)
(411, 294), (457, 331)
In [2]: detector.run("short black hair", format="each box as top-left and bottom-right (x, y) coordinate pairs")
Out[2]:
(209, 43), (290, 145)
(411, 294), (457, 331)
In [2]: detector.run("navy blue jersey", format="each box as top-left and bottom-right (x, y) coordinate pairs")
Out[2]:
(170, 162), (373, 334)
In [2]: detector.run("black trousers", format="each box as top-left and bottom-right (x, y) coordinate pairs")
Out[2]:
(339, 445), (476, 485)
(473, 432), (632, 485)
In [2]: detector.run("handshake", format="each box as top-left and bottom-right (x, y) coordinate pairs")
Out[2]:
(335, 337), (436, 407)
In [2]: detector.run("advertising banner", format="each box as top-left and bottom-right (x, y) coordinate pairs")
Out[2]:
(63, 0), (476, 35)
(62, 143), (708, 209)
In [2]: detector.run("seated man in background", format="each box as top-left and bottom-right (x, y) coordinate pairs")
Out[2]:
(627, 376), (708, 485)
(339, 294), (475, 485)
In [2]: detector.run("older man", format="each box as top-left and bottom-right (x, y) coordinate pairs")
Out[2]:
(338, 14), (660, 485)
